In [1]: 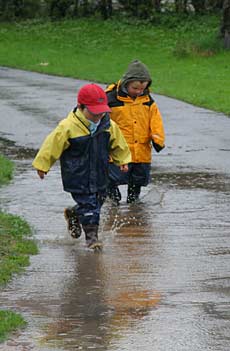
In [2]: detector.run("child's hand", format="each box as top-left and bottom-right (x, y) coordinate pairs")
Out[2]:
(37, 170), (47, 179)
(120, 164), (129, 172)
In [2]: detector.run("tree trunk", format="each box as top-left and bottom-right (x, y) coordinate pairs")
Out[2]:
(100, 0), (113, 19)
(221, 0), (230, 48)
(153, 0), (161, 12)
(175, 0), (188, 13)
(82, 0), (89, 16)
(191, 0), (206, 13)
(73, 0), (79, 17)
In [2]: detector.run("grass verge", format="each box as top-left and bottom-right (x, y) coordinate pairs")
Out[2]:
(0, 15), (229, 115)
(0, 311), (26, 343)
(0, 154), (38, 342)
(0, 154), (14, 186)
(0, 211), (38, 286)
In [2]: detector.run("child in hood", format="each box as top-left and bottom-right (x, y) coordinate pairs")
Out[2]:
(32, 83), (131, 250)
(106, 60), (165, 204)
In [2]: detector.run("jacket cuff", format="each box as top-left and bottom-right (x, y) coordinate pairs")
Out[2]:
(152, 141), (165, 153)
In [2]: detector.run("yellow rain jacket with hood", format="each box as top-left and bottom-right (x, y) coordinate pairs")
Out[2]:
(32, 108), (131, 194)
(106, 60), (165, 164)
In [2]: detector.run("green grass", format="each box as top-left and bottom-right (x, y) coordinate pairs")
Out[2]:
(0, 155), (14, 186)
(0, 310), (26, 342)
(0, 211), (38, 286)
(0, 154), (38, 342)
(0, 15), (229, 115)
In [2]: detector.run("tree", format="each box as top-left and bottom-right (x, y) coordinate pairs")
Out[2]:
(191, 0), (205, 13)
(0, 0), (41, 20)
(99, 0), (112, 19)
(72, 0), (79, 16)
(153, 0), (162, 12)
(221, 0), (230, 48)
(47, 0), (73, 19)
(175, 0), (188, 13)
(117, 0), (155, 18)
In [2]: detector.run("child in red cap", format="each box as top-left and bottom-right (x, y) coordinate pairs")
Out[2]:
(32, 83), (131, 250)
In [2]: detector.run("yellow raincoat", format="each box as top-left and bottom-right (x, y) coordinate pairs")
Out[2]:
(32, 108), (131, 193)
(106, 81), (165, 164)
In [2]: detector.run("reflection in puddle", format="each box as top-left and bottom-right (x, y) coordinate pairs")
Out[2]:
(40, 319), (82, 348)
(152, 171), (230, 192)
(207, 248), (230, 256)
(38, 289), (161, 350)
(107, 289), (161, 317)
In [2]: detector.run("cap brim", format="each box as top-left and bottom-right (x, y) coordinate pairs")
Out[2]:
(86, 105), (111, 115)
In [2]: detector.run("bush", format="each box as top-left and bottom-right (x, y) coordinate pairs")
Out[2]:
(0, 0), (42, 21)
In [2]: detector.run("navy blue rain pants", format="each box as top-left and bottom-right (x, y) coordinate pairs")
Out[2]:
(108, 162), (151, 187)
(71, 192), (106, 226)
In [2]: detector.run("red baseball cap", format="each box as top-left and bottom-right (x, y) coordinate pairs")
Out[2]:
(78, 83), (111, 115)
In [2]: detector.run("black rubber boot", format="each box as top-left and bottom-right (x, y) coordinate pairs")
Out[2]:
(64, 207), (82, 238)
(127, 184), (141, 203)
(107, 185), (121, 205)
(82, 224), (102, 251)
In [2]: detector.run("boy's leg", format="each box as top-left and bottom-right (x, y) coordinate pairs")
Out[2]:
(127, 163), (151, 203)
(107, 163), (129, 204)
(71, 192), (105, 249)
(82, 224), (101, 250)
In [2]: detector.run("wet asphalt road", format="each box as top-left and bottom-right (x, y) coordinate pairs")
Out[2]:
(0, 67), (230, 351)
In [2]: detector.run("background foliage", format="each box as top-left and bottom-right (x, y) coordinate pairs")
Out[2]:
(0, 15), (229, 115)
(0, 1), (229, 48)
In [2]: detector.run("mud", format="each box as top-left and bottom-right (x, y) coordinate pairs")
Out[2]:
(0, 67), (229, 351)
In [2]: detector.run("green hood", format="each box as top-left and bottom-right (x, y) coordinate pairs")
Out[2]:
(121, 60), (152, 88)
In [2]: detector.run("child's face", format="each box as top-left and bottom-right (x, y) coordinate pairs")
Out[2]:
(83, 107), (105, 123)
(126, 81), (149, 98)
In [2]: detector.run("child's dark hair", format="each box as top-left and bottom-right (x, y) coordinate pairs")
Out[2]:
(73, 103), (85, 113)
(79, 103), (86, 109)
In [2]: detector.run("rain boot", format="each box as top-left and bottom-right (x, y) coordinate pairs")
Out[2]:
(107, 185), (121, 205)
(82, 224), (103, 251)
(64, 207), (82, 238)
(127, 184), (141, 203)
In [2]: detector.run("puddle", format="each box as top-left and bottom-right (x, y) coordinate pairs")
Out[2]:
(0, 153), (229, 351)
(152, 171), (230, 192)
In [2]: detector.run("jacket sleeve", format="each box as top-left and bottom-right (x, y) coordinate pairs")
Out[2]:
(32, 122), (70, 172)
(109, 120), (132, 166)
(150, 102), (165, 153)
